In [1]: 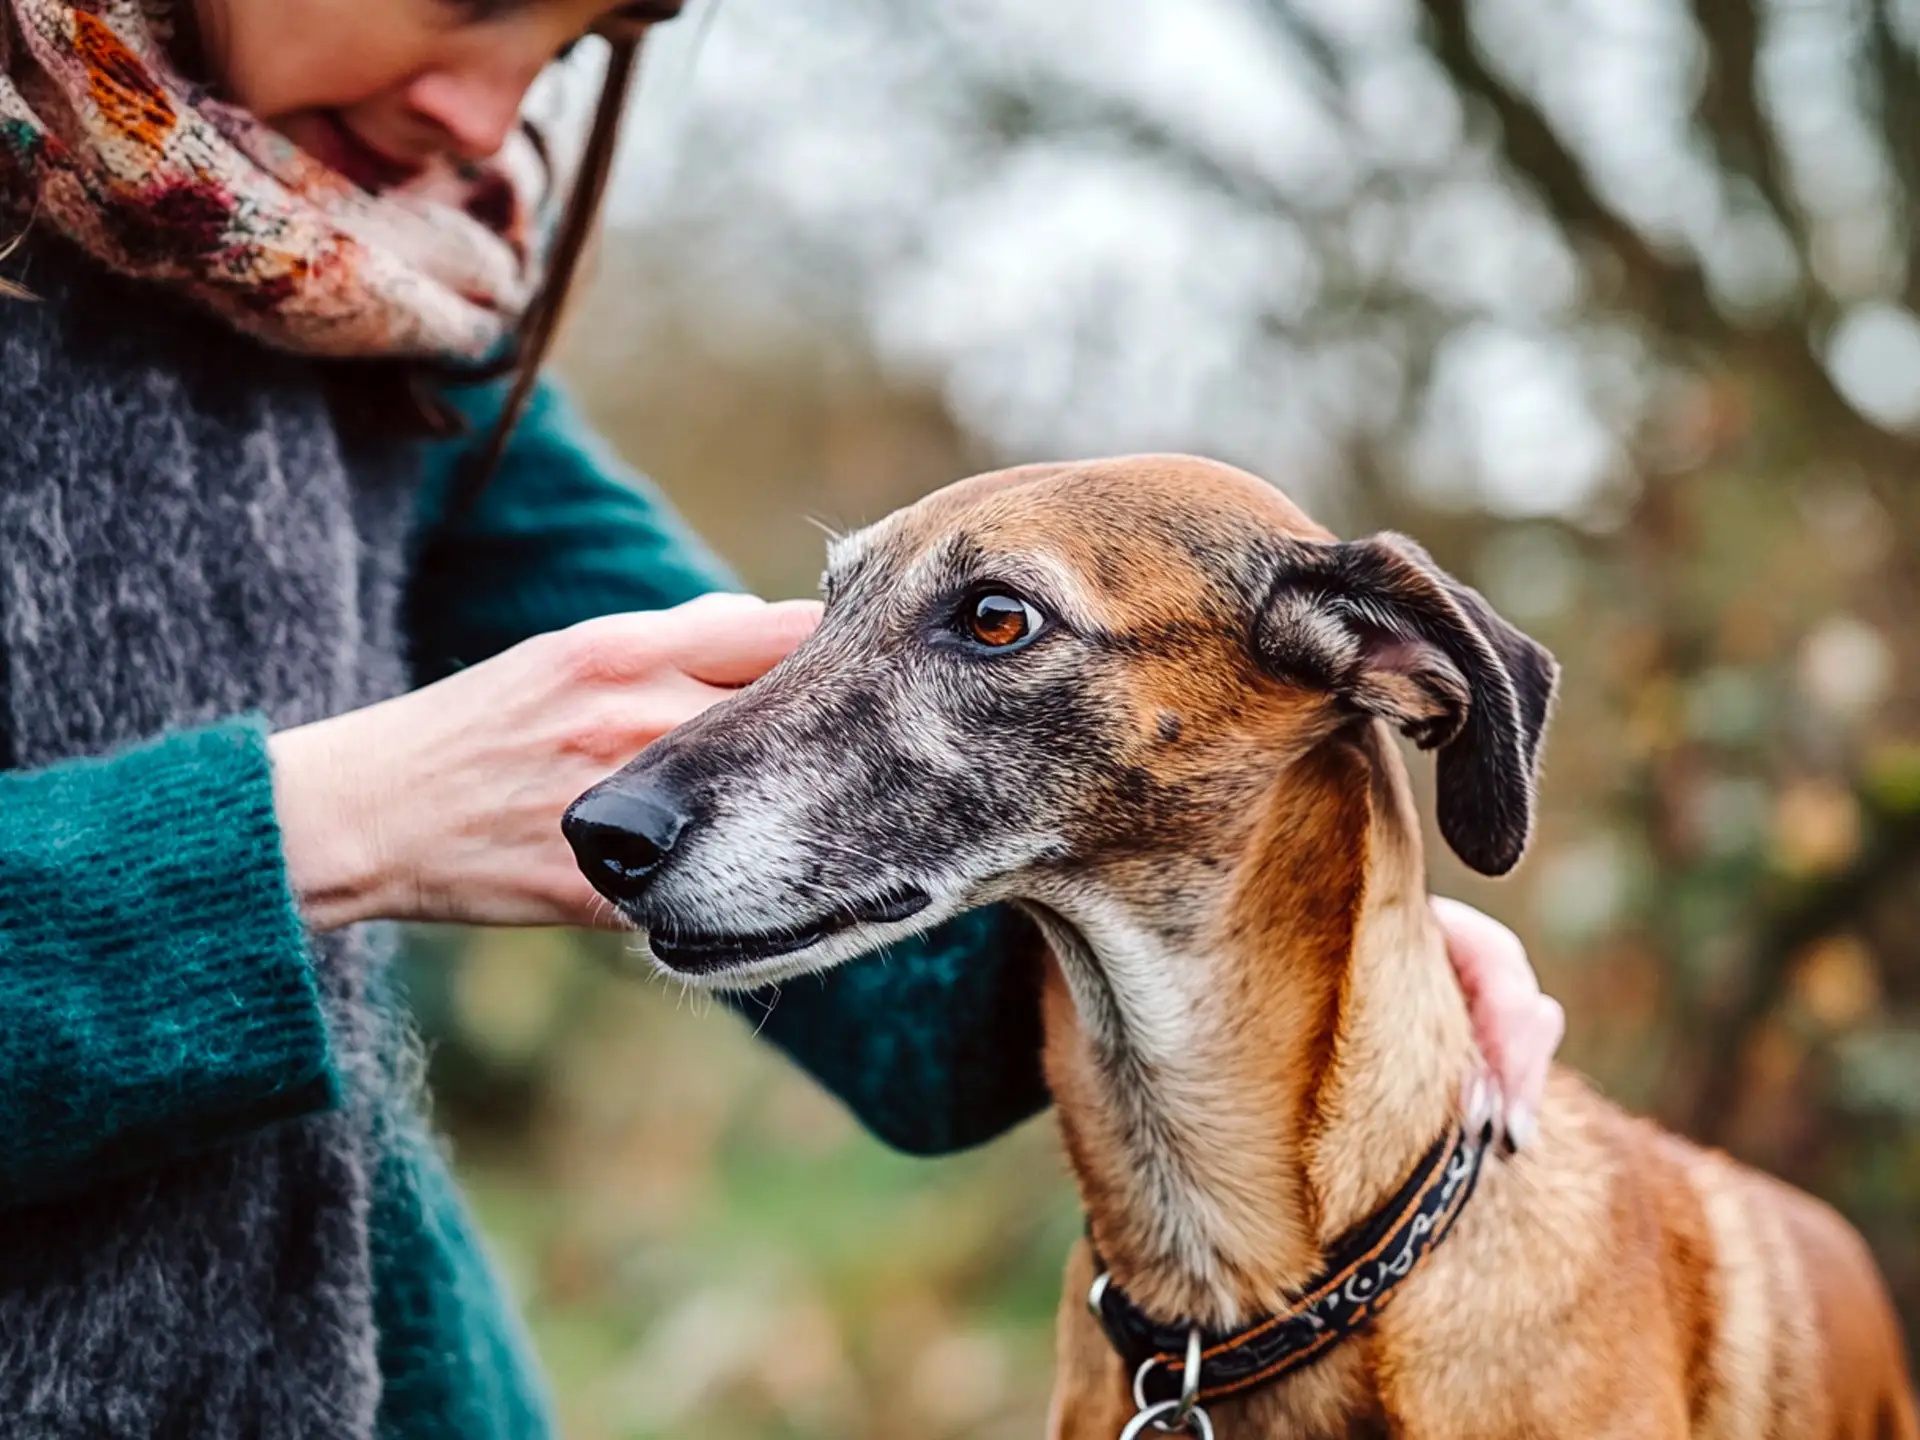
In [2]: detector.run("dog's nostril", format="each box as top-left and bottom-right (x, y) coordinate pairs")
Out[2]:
(590, 827), (666, 881)
(562, 782), (690, 901)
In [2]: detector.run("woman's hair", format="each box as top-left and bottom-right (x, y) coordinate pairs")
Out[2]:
(0, 230), (30, 301)
(446, 33), (643, 515)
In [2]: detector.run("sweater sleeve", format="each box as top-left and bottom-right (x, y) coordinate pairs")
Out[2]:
(407, 378), (740, 681)
(0, 718), (339, 1206)
(406, 378), (1051, 1152)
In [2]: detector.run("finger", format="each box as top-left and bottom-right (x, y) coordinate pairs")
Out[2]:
(637, 672), (743, 733)
(545, 598), (763, 687)
(1431, 895), (1541, 1020)
(1438, 904), (1542, 1073)
(669, 598), (825, 687)
(1433, 895), (1561, 1153)
(533, 671), (733, 779)
(551, 595), (815, 689)
(1461, 1069), (1499, 1141)
(1502, 996), (1565, 1152)
(1492, 988), (1563, 1101)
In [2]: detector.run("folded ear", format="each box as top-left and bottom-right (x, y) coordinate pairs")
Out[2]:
(1251, 533), (1559, 876)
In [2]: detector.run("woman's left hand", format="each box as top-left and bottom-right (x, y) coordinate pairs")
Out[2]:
(1432, 895), (1565, 1155)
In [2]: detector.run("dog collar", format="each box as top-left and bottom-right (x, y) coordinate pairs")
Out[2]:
(1086, 1123), (1488, 1438)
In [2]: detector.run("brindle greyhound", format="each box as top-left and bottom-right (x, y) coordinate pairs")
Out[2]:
(564, 457), (1916, 1438)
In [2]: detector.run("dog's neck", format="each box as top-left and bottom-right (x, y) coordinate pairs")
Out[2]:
(1033, 723), (1476, 1328)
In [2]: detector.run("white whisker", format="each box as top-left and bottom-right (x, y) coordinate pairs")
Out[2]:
(802, 513), (845, 542)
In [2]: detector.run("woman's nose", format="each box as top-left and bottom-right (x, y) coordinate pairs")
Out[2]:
(404, 69), (532, 162)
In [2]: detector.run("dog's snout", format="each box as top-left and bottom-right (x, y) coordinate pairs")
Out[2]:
(563, 780), (691, 904)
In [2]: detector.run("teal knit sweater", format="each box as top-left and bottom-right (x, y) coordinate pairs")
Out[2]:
(0, 378), (1047, 1438)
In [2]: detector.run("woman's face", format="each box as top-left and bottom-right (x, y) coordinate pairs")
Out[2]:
(194, 0), (676, 190)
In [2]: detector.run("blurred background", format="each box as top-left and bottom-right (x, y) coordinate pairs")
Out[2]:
(403, 0), (1920, 1433)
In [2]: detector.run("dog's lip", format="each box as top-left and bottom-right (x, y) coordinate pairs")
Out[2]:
(640, 885), (932, 974)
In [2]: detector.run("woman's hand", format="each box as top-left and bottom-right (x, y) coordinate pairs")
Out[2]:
(270, 593), (823, 932)
(1434, 895), (1565, 1154)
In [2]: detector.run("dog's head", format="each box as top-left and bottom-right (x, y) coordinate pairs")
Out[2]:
(565, 457), (1557, 987)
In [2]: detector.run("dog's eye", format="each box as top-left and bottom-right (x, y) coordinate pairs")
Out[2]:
(964, 592), (1045, 651)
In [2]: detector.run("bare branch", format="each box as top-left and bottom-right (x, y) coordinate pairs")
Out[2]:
(1418, 0), (1920, 489)
(1686, 0), (1814, 313)
(1247, 0), (1351, 114)
(1867, 0), (1920, 313)
(1419, 0), (1730, 343)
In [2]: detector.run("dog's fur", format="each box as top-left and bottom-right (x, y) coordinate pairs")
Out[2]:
(572, 457), (1917, 1438)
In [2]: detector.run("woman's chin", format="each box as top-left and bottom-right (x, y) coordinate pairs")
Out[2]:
(274, 109), (425, 193)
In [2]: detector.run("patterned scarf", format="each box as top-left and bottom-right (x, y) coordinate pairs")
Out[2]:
(0, 0), (549, 361)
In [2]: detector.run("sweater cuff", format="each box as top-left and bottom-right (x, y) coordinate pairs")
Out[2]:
(0, 718), (340, 1201)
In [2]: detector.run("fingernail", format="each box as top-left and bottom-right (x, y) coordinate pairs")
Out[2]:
(1466, 1074), (1497, 1138)
(1506, 1106), (1537, 1154)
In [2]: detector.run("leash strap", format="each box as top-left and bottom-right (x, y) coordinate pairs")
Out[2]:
(1091, 1123), (1487, 1409)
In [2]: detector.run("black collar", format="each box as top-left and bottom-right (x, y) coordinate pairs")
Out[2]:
(1088, 1123), (1488, 1430)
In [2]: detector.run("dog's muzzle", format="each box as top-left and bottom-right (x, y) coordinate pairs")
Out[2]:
(563, 767), (937, 977)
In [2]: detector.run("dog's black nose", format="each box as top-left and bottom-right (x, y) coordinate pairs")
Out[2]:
(562, 780), (690, 904)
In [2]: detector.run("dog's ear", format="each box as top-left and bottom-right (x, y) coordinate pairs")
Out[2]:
(1252, 533), (1559, 876)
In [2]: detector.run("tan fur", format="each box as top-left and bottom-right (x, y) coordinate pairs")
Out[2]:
(876, 457), (1918, 1439)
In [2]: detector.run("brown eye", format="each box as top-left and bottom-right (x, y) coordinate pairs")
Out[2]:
(965, 593), (1045, 650)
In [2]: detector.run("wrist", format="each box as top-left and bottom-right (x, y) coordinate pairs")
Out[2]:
(269, 710), (403, 931)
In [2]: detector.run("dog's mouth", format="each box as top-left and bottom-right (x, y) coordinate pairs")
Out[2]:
(641, 885), (932, 974)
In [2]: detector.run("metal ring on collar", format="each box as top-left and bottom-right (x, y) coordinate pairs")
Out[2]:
(1118, 1399), (1214, 1440)
(1130, 1325), (1204, 1429)
(1087, 1270), (1113, 1322)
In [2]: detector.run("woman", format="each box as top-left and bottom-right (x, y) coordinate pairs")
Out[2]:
(0, 1), (1565, 1436)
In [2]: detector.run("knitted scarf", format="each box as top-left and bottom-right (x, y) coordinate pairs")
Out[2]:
(0, 0), (548, 360)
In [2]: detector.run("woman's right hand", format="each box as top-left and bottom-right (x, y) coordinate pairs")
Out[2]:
(268, 593), (823, 932)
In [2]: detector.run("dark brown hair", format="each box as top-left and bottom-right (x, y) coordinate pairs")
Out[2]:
(444, 32), (645, 515)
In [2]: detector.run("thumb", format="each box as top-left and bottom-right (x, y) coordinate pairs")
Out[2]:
(665, 597), (824, 687)
(1431, 894), (1541, 1022)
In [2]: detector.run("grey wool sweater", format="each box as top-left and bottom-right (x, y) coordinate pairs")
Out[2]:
(0, 238), (415, 1437)
(0, 242), (412, 1436)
